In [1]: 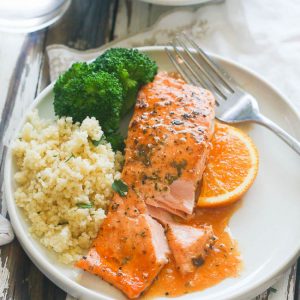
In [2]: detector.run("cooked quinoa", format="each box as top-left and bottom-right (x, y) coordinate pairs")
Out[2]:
(12, 110), (123, 264)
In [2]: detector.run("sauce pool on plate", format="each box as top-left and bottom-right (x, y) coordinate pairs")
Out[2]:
(144, 202), (241, 298)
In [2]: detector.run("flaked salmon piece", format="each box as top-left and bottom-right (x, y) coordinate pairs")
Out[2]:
(147, 205), (215, 274)
(147, 205), (174, 224)
(146, 198), (187, 219)
(124, 72), (215, 217)
(76, 194), (169, 299)
(166, 223), (215, 274)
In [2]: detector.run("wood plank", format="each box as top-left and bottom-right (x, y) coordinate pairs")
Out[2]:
(114, 0), (170, 39)
(255, 265), (297, 300)
(0, 33), (26, 209)
(271, 265), (297, 300)
(114, 0), (210, 40)
(295, 259), (300, 300)
(0, 33), (26, 115)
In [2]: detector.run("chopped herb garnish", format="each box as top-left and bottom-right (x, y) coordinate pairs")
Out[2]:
(76, 203), (93, 209)
(268, 287), (277, 294)
(121, 256), (131, 265)
(140, 231), (146, 237)
(90, 135), (106, 146)
(140, 172), (159, 182)
(136, 144), (152, 166)
(165, 173), (178, 185)
(111, 202), (120, 211)
(171, 159), (187, 177)
(147, 173), (159, 180)
(112, 179), (128, 197)
(65, 154), (74, 162)
(165, 160), (188, 185)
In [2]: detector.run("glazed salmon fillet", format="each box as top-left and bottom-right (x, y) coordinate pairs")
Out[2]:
(77, 72), (215, 298)
(126, 72), (215, 217)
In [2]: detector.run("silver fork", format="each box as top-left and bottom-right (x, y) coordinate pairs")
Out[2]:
(165, 33), (300, 155)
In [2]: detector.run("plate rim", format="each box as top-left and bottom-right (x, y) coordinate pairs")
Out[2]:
(4, 45), (300, 300)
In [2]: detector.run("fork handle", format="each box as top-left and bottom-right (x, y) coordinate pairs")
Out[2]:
(254, 113), (300, 155)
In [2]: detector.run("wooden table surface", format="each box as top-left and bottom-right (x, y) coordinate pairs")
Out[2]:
(0, 1), (299, 299)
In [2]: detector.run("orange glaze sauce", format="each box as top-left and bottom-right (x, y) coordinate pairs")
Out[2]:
(144, 202), (241, 298)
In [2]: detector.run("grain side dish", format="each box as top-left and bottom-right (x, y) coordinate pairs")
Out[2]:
(12, 110), (123, 263)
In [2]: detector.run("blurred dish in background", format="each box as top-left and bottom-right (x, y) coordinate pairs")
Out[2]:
(0, 0), (71, 33)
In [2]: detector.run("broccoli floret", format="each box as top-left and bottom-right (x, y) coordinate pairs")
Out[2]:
(53, 62), (123, 150)
(92, 48), (158, 116)
(105, 132), (125, 152)
(53, 49), (158, 152)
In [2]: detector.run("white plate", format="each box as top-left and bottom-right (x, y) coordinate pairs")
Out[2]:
(5, 46), (300, 300)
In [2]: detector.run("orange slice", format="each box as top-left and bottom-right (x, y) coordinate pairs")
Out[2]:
(198, 122), (259, 207)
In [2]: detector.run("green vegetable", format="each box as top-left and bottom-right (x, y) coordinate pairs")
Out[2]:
(53, 62), (123, 150)
(112, 179), (128, 197)
(76, 203), (93, 209)
(92, 48), (158, 116)
(105, 132), (125, 152)
(53, 49), (158, 151)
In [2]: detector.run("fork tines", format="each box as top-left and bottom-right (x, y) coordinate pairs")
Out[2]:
(165, 33), (235, 105)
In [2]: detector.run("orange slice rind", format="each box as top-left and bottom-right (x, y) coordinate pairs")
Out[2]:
(198, 122), (259, 207)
